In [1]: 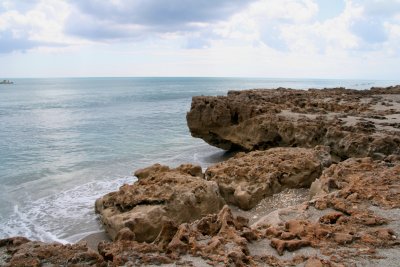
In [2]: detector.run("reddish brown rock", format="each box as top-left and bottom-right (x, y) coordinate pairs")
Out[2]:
(0, 237), (104, 267)
(187, 86), (400, 159)
(310, 157), (400, 208)
(319, 212), (343, 224)
(95, 163), (225, 242)
(205, 146), (331, 210)
(98, 240), (175, 266)
(270, 238), (311, 255)
(167, 205), (258, 266)
(252, 157), (400, 263)
(3, 86), (400, 267)
(333, 233), (354, 245)
(96, 205), (260, 266)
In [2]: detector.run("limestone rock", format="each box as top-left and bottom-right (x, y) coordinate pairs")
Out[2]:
(187, 86), (400, 159)
(251, 158), (400, 264)
(97, 205), (260, 266)
(0, 237), (104, 266)
(205, 146), (332, 210)
(310, 157), (400, 208)
(167, 205), (258, 266)
(95, 163), (225, 242)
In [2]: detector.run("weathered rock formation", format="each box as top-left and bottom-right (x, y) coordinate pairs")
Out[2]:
(205, 146), (331, 210)
(187, 86), (400, 159)
(2, 157), (399, 266)
(0, 237), (104, 266)
(95, 163), (225, 242)
(97, 205), (259, 266)
(310, 156), (400, 206)
(2, 85), (400, 266)
(252, 157), (400, 265)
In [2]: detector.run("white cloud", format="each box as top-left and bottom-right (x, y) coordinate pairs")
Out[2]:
(0, 0), (85, 53)
(280, 0), (362, 53)
(0, 0), (399, 79)
(248, 0), (318, 22)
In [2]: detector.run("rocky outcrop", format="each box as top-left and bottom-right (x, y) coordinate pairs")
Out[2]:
(95, 163), (225, 242)
(205, 146), (332, 210)
(187, 86), (400, 159)
(252, 157), (400, 265)
(310, 157), (400, 208)
(97, 206), (259, 266)
(3, 157), (399, 266)
(0, 237), (104, 266)
(3, 85), (400, 266)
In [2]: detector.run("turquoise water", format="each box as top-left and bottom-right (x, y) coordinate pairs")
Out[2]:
(0, 77), (398, 243)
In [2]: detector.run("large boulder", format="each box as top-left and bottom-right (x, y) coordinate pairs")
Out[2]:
(187, 86), (400, 159)
(95, 164), (225, 242)
(205, 146), (332, 210)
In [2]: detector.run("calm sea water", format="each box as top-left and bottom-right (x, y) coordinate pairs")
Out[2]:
(0, 77), (398, 243)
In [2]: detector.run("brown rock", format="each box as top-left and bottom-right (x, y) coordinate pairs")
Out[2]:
(310, 158), (400, 208)
(0, 237), (104, 267)
(252, 157), (400, 264)
(304, 258), (324, 267)
(114, 227), (135, 241)
(187, 87), (400, 159)
(333, 233), (354, 244)
(95, 163), (225, 242)
(98, 240), (175, 266)
(96, 206), (250, 266)
(166, 205), (257, 266)
(205, 146), (331, 210)
(270, 238), (311, 255)
(319, 212), (343, 224)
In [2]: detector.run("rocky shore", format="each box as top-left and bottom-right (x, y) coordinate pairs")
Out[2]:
(1, 86), (399, 266)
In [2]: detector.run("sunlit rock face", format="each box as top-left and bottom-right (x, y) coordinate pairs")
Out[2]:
(95, 163), (225, 242)
(205, 146), (332, 210)
(187, 86), (400, 159)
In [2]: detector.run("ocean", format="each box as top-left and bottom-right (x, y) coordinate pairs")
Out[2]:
(0, 77), (398, 243)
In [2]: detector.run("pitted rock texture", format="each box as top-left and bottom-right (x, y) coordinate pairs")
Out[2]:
(167, 205), (256, 266)
(0, 237), (104, 267)
(3, 86), (400, 266)
(97, 205), (324, 267)
(95, 163), (225, 242)
(252, 157), (400, 265)
(187, 86), (400, 159)
(310, 157), (400, 208)
(205, 146), (332, 210)
(95, 206), (255, 266)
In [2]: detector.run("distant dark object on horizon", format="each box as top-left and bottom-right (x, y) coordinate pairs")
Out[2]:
(0, 80), (13, 84)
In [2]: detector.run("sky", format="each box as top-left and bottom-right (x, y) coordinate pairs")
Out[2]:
(0, 0), (399, 79)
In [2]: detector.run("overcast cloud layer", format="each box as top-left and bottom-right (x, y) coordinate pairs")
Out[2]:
(0, 0), (399, 78)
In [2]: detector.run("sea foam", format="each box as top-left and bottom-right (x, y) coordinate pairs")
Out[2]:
(0, 176), (136, 243)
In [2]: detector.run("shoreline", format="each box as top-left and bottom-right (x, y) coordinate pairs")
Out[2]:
(2, 85), (400, 266)
(79, 231), (111, 251)
(78, 188), (310, 252)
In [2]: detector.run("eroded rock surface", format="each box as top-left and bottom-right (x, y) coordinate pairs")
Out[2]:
(97, 206), (259, 266)
(252, 157), (400, 265)
(187, 86), (400, 159)
(205, 146), (331, 210)
(3, 155), (399, 266)
(95, 163), (225, 242)
(0, 237), (104, 266)
(3, 86), (400, 267)
(310, 157), (400, 208)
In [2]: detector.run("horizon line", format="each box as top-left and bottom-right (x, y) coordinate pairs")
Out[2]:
(1, 76), (399, 81)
